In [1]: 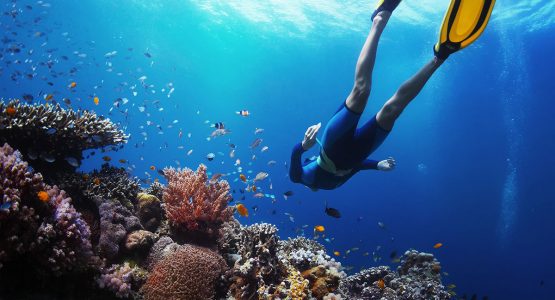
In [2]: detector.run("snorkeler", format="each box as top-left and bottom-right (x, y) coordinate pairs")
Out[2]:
(290, 0), (495, 190)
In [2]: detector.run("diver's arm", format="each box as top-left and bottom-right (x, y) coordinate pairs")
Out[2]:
(361, 157), (396, 171)
(289, 142), (306, 183)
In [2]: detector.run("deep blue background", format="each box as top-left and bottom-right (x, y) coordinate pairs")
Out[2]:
(1, 1), (554, 299)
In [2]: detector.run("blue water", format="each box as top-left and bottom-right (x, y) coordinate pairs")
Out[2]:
(2, 1), (554, 299)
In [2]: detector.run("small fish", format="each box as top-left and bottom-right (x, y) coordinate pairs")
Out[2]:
(333, 251), (341, 257)
(377, 221), (386, 229)
(37, 191), (49, 202)
(65, 156), (80, 167)
(149, 165), (156, 171)
(206, 153), (215, 161)
(211, 173), (223, 181)
(377, 279), (385, 289)
(284, 212), (295, 222)
(144, 52), (152, 58)
(239, 174), (247, 182)
(236, 110), (249, 117)
(254, 128), (264, 134)
(250, 138), (262, 149)
(325, 201), (341, 218)
(236, 204), (248, 217)
(119, 159), (127, 164)
(446, 284), (456, 290)
(210, 128), (231, 138)
(102, 156), (111, 162)
(5, 106), (16, 116)
(433, 243), (443, 249)
(261, 146), (269, 153)
(314, 225), (325, 232)
(254, 172), (269, 182)
(229, 149), (235, 158)
(93, 96), (99, 105)
(187, 149), (193, 156)
(44, 94), (53, 101)
(283, 190), (294, 200)
(267, 160), (277, 166)
(253, 193), (265, 198)
(68, 82), (77, 89)
(212, 122), (225, 129)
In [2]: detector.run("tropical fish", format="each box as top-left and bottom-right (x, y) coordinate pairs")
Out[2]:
(261, 146), (269, 152)
(377, 221), (386, 229)
(239, 174), (247, 182)
(37, 191), (49, 202)
(314, 225), (325, 232)
(210, 128), (231, 138)
(325, 201), (341, 218)
(206, 153), (215, 161)
(283, 191), (294, 200)
(236, 204), (248, 217)
(254, 172), (269, 182)
(236, 110), (249, 117)
(333, 251), (341, 257)
(187, 149), (193, 156)
(68, 82), (76, 89)
(250, 138), (262, 149)
(119, 159), (127, 164)
(44, 94), (53, 101)
(102, 156), (111, 162)
(284, 212), (295, 222)
(254, 128), (264, 134)
(149, 166), (156, 171)
(267, 160), (277, 166)
(65, 156), (80, 167)
(377, 279), (385, 289)
(5, 106), (16, 116)
(433, 243), (443, 249)
(253, 193), (264, 198)
(211, 122), (225, 129)
(93, 96), (99, 105)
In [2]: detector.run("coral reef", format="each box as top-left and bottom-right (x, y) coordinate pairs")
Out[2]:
(141, 244), (227, 300)
(338, 250), (451, 300)
(0, 143), (93, 275)
(143, 181), (164, 201)
(136, 193), (162, 232)
(97, 198), (142, 260)
(87, 164), (140, 208)
(125, 230), (155, 252)
(0, 99), (128, 178)
(162, 164), (233, 239)
(143, 236), (180, 271)
(97, 262), (147, 299)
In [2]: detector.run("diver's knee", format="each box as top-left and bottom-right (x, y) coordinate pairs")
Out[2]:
(380, 102), (402, 118)
(352, 83), (371, 100)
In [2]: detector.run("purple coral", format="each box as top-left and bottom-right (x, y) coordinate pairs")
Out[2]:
(0, 143), (93, 274)
(97, 198), (142, 260)
(97, 262), (147, 299)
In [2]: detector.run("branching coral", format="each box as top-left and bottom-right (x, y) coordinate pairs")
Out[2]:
(0, 143), (93, 274)
(97, 262), (147, 299)
(141, 244), (227, 300)
(0, 99), (128, 178)
(162, 164), (233, 237)
(87, 163), (140, 208)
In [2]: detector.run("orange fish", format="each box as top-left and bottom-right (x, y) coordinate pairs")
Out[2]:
(93, 96), (100, 105)
(5, 106), (16, 116)
(236, 204), (248, 217)
(314, 225), (325, 232)
(93, 178), (101, 185)
(239, 174), (247, 182)
(377, 279), (385, 289)
(119, 159), (127, 164)
(68, 82), (77, 89)
(252, 185), (257, 192)
(44, 94), (53, 101)
(149, 165), (156, 171)
(236, 110), (249, 117)
(37, 191), (50, 202)
(433, 243), (443, 249)
(333, 251), (341, 257)
(102, 156), (111, 162)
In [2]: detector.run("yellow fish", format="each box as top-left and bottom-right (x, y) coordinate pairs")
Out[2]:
(68, 82), (77, 89)
(236, 204), (248, 217)
(333, 251), (341, 257)
(93, 96), (100, 105)
(239, 174), (247, 182)
(314, 225), (325, 232)
(433, 242), (443, 249)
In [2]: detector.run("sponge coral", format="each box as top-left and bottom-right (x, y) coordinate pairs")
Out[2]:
(162, 164), (233, 238)
(141, 244), (227, 300)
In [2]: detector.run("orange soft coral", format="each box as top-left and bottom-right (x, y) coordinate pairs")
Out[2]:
(162, 164), (233, 236)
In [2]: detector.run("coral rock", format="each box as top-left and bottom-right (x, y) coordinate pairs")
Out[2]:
(124, 230), (154, 252)
(136, 193), (161, 232)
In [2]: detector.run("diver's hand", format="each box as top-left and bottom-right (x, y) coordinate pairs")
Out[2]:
(377, 157), (396, 171)
(302, 123), (322, 150)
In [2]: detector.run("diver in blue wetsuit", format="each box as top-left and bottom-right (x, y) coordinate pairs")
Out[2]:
(290, 0), (496, 190)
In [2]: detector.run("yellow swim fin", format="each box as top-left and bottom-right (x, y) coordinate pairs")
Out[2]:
(434, 0), (496, 59)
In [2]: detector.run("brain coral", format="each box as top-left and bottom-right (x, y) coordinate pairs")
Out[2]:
(141, 244), (227, 300)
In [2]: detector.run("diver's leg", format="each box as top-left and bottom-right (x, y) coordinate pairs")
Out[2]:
(376, 57), (444, 131)
(345, 11), (392, 114)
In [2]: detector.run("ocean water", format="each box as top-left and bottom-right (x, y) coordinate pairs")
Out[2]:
(1, 0), (554, 299)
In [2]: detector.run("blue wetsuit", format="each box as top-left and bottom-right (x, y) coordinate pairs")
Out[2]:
(289, 102), (390, 190)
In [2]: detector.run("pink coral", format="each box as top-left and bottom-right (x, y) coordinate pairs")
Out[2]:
(141, 244), (227, 300)
(162, 164), (233, 235)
